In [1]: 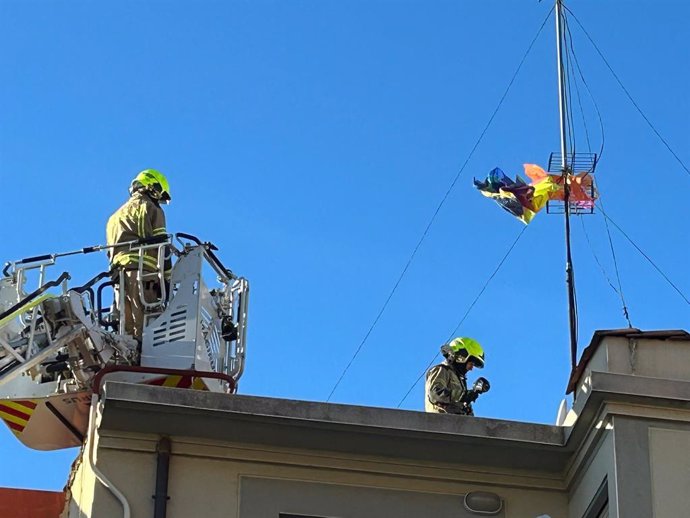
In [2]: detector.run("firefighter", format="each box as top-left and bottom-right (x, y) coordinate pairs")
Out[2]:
(106, 169), (172, 342)
(425, 337), (490, 415)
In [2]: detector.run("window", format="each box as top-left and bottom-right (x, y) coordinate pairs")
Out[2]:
(583, 479), (608, 518)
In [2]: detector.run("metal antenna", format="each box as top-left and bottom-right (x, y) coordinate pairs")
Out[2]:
(555, 0), (579, 373)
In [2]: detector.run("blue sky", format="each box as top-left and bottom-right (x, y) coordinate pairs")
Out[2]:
(1, 0), (688, 490)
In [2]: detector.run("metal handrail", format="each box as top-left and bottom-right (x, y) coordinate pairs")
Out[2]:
(3, 235), (171, 278)
(92, 365), (237, 395)
(1, 235), (248, 387)
(0, 272), (71, 325)
(175, 233), (235, 280)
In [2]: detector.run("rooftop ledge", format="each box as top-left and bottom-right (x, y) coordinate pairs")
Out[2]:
(98, 370), (690, 475)
(94, 329), (690, 475)
(100, 381), (567, 472)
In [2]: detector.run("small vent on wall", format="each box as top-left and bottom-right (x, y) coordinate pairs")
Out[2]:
(152, 308), (188, 346)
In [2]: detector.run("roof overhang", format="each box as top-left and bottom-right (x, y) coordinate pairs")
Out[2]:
(99, 364), (690, 477)
(100, 382), (568, 473)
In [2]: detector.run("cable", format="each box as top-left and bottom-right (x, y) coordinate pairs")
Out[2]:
(325, 6), (555, 402)
(598, 197), (633, 326)
(579, 217), (619, 296)
(448, 226), (528, 338)
(579, 215), (632, 327)
(562, 12), (577, 160)
(563, 13), (606, 165)
(564, 5), (690, 178)
(566, 8), (605, 160)
(572, 267), (579, 347)
(564, 7), (628, 329)
(567, 29), (592, 154)
(559, 7), (580, 371)
(596, 203), (690, 306)
(396, 226), (528, 408)
(557, 8), (573, 160)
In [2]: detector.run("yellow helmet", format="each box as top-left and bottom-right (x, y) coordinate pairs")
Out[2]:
(130, 169), (171, 203)
(441, 337), (485, 368)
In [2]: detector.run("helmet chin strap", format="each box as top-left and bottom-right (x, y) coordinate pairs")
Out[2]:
(444, 354), (468, 375)
(130, 182), (146, 196)
(130, 182), (164, 202)
(454, 361), (468, 376)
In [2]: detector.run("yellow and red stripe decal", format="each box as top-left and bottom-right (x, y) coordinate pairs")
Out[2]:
(144, 375), (208, 391)
(0, 400), (38, 436)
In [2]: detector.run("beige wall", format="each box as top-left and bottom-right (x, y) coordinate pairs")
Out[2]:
(592, 337), (690, 384)
(649, 427), (690, 518)
(572, 336), (690, 400)
(67, 443), (157, 518)
(69, 430), (569, 518)
(239, 477), (496, 518)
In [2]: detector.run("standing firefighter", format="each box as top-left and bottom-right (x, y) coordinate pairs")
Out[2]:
(106, 169), (172, 342)
(425, 337), (490, 415)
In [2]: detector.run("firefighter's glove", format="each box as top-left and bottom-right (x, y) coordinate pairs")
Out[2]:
(465, 391), (480, 404)
(473, 377), (490, 394)
(464, 377), (490, 404)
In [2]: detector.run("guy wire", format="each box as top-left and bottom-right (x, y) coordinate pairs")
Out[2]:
(326, 6), (555, 401)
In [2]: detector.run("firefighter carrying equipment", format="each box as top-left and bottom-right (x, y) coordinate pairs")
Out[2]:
(426, 337), (489, 415)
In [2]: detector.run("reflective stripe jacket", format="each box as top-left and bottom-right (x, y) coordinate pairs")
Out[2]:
(106, 192), (171, 277)
(425, 362), (472, 414)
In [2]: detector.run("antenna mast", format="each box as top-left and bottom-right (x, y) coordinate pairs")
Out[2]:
(555, 0), (578, 372)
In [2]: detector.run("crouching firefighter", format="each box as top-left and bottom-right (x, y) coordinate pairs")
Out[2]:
(425, 337), (490, 416)
(106, 169), (173, 344)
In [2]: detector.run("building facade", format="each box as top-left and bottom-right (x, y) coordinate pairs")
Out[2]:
(64, 329), (690, 518)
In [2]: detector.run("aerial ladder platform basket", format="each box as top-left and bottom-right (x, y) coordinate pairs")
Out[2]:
(0, 233), (249, 450)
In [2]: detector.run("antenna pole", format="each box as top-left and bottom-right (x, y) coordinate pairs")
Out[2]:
(555, 0), (578, 372)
